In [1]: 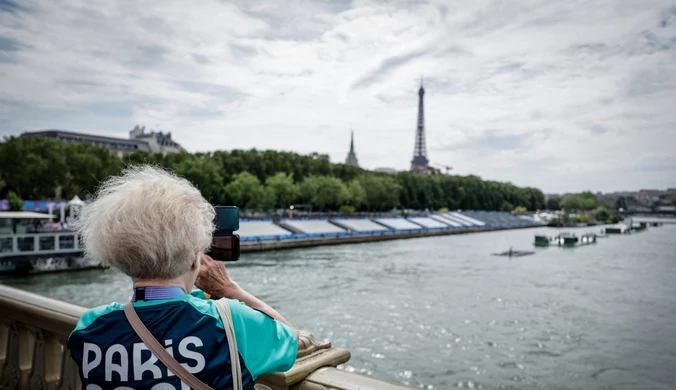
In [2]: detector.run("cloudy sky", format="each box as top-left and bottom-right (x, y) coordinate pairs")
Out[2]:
(1, 0), (675, 193)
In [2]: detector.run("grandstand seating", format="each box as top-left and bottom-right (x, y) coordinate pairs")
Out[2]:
(332, 218), (390, 232)
(374, 217), (423, 230)
(408, 217), (450, 229)
(449, 212), (486, 226)
(280, 218), (347, 234)
(459, 211), (537, 227)
(238, 220), (294, 238)
(431, 214), (466, 227)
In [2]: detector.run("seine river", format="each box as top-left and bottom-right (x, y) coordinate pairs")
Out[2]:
(3, 225), (676, 389)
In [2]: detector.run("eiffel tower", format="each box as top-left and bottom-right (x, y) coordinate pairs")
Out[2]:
(410, 78), (431, 173)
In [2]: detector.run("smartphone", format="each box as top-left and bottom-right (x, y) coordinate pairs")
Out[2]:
(206, 206), (240, 262)
(214, 206), (239, 232)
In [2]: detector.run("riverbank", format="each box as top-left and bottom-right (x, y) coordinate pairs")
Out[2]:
(241, 224), (539, 253)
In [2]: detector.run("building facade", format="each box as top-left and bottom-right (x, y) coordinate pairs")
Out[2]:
(20, 130), (150, 157)
(21, 126), (186, 157)
(129, 126), (186, 155)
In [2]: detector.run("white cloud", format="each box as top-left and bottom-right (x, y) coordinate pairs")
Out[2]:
(1, 0), (675, 192)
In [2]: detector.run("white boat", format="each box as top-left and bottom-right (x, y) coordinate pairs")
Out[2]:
(0, 211), (85, 274)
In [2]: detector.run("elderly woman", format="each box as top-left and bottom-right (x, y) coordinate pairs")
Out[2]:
(68, 166), (297, 390)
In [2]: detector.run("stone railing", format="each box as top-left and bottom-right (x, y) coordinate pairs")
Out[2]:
(0, 285), (410, 390)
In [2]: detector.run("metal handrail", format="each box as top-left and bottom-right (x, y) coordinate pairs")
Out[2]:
(0, 284), (410, 390)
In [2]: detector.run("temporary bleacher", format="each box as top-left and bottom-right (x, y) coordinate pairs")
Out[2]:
(431, 213), (468, 227)
(458, 211), (503, 226)
(238, 220), (294, 238)
(464, 211), (501, 226)
(408, 217), (449, 229)
(280, 218), (347, 235)
(460, 211), (536, 227)
(444, 213), (478, 226)
(450, 212), (486, 226)
(331, 218), (390, 232)
(374, 217), (423, 230)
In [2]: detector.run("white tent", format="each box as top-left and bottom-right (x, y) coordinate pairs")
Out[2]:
(68, 195), (85, 206)
(68, 195), (85, 220)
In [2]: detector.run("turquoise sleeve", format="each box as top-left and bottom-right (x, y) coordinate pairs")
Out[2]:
(227, 299), (298, 379)
(190, 289), (207, 299)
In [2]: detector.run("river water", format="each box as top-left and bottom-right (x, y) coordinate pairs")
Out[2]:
(3, 226), (676, 389)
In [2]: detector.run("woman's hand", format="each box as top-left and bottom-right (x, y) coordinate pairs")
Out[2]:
(197, 255), (295, 329)
(195, 254), (241, 298)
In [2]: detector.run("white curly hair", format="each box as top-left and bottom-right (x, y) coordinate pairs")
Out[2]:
(74, 165), (215, 279)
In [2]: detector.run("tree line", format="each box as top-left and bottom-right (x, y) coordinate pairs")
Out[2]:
(0, 136), (546, 212)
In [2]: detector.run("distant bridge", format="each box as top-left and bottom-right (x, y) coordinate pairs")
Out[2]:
(620, 209), (676, 216)
(628, 216), (676, 224)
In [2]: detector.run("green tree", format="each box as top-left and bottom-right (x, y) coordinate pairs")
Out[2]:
(596, 207), (610, 222)
(500, 201), (514, 212)
(346, 179), (366, 209)
(513, 206), (528, 215)
(265, 172), (299, 209)
(561, 196), (581, 211)
(175, 156), (225, 204)
(0, 136), (552, 213)
(547, 198), (560, 210)
(615, 197), (627, 210)
(62, 142), (123, 199)
(7, 191), (23, 211)
(561, 192), (598, 211)
(339, 205), (356, 215)
(257, 187), (276, 211)
(300, 176), (349, 211)
(0, 137), (67, 199)
(224, 172), (266, 210)
(358, 174), (401, 211)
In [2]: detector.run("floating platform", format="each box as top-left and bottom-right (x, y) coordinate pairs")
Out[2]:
(534, 235), (550, 247)
(631, 223), (647, 232)
(604, 225), (630, 234)
(535, 232), (597, 247)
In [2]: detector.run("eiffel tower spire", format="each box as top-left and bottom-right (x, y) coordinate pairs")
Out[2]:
(411, 77), (430, 173)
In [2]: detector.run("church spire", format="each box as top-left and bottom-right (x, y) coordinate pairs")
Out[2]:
(345, 129), (359, 167)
